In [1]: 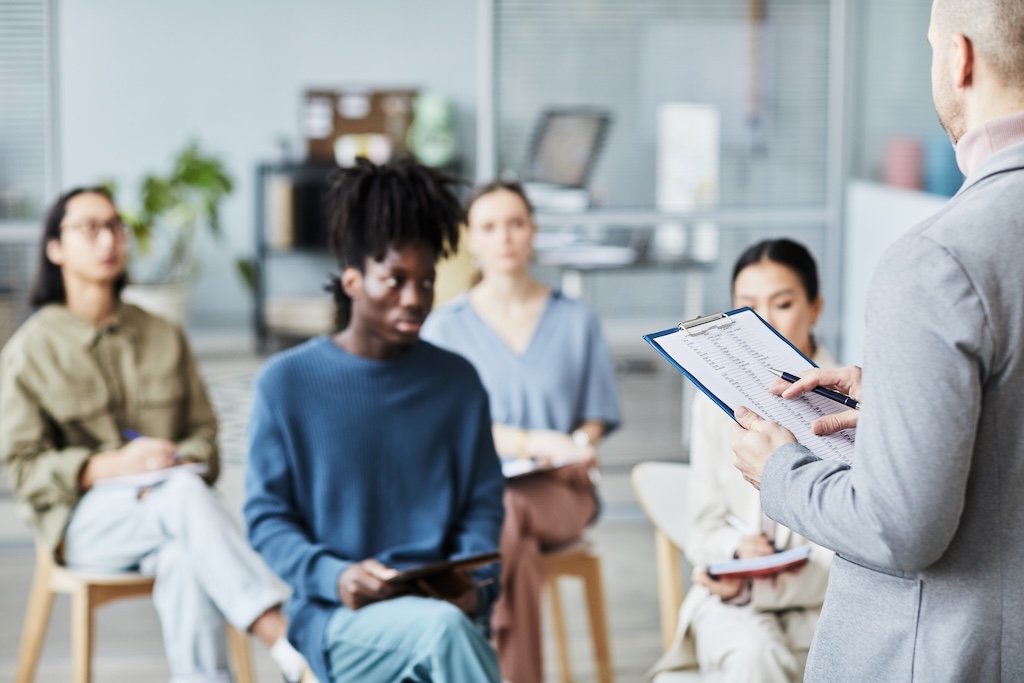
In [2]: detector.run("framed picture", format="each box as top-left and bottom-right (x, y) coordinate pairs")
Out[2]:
(524, 108), (611, 187)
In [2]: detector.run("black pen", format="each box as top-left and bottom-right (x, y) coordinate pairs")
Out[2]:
(767, 368), (861, 410)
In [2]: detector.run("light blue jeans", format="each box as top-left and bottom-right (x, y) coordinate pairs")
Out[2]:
(323, 595), (501, 683)
(63, 469), (288, 683)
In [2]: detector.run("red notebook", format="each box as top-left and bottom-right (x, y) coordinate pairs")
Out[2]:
(707, 546), (812, 580)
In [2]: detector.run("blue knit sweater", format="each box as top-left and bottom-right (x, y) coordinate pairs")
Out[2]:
(244, 337), (505, 682)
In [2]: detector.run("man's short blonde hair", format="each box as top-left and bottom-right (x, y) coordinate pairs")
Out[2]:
(935, 0), (1024, 89)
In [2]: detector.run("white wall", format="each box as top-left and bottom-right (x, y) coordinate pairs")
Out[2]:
(840, 180), (948, 365)
(58, 0), (477, 329)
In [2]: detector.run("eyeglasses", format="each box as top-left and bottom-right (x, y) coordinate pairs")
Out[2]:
(61, 218), (131, 242)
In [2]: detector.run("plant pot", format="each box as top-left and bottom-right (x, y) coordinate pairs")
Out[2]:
(121, 283), (190, 327)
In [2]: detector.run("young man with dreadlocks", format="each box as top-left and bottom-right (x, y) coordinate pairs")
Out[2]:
(244, 158), (505, 683)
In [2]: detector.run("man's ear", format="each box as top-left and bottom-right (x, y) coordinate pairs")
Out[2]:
(950, 32), (974, 90)
(45, 239), (64, 267)
(341, 266), (362, 300)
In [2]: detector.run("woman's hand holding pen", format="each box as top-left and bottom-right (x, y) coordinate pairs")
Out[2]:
(737, 534), (776, 559)
(691, 532), (773, 601)
(117, 437), (179, 473)
(770, 366), (863, 435)
(79, 437), (179, 489)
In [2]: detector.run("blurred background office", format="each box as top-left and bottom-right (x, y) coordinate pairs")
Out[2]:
(0, 0), (960, 680)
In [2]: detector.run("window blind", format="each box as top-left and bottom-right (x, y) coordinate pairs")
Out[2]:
(0, 0), (49, 221)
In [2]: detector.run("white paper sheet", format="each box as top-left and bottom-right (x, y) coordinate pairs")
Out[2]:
(91, 462), (209, 489)
(647, 308), (856, 465)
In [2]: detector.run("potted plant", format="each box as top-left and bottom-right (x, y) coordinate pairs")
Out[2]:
(115, 140), (234, 325)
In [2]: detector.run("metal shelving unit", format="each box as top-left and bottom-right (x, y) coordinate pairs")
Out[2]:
(252, 161), (337, 353)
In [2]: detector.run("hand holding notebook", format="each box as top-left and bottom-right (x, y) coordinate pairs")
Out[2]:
(706, 546), (813, 580)
(386, 551), (500, 602)
(500, 456), (580, 479)
(338, 552), (499, 610)
(383, 550), (501, 585)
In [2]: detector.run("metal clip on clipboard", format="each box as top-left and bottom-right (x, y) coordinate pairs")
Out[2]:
(678, 312), (736, 336)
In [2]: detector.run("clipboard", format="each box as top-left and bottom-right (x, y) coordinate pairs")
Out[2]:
(706, 546), (812, 580)
(643, 307), (855, 465)
(384, 551), (501, 585)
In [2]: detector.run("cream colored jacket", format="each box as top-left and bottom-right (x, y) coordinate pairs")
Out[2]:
(649, 348), (836, 676)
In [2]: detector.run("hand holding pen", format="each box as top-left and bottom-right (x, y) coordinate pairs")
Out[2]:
(122, 429), (181, 471)
(78, 430), (182, 489)
(767, 366), (863, 436)
(726, 514), (778, 555)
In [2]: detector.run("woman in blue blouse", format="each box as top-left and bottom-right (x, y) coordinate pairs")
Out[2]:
(422, 181), (621, 683)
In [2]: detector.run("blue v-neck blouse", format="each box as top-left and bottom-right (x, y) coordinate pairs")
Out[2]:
(421, 290), (621, 435)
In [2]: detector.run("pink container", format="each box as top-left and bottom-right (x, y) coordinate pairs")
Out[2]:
(884, 137), (924, 190)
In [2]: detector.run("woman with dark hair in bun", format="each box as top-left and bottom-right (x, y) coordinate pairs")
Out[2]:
(650, 239), (834, 683)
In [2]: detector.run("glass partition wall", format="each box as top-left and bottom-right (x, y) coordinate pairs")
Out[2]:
(477, 0), (849, 357)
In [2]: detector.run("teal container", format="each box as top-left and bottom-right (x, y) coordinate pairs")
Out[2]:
(924, 134), (964, 197)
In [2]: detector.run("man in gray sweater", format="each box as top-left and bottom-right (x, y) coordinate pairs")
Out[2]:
(731, 0), (1024, 679)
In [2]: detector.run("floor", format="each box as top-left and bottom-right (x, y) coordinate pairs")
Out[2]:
(0, 331), (694, 682)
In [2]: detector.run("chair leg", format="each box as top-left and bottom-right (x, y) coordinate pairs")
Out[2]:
(546, 574), (574, 683)
(70, 587), (94, 683)
(15, 557), (56, 683)
(655, 530), (684, 652)
(581, 557), (614, 683)
(227, 625), (254, 683)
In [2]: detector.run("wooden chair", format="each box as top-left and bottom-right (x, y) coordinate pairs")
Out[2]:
(541, 539), (614, 683)
(16, 540), (254, 683)
(632, 462), (706, 683)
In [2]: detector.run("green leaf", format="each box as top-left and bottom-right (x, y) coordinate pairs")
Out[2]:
(96, 178), (119, 200)
(235, 257), (258, 293)
(99, 138), (237, 286)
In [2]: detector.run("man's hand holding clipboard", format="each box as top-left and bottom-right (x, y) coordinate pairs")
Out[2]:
(733, 366), (863, 489)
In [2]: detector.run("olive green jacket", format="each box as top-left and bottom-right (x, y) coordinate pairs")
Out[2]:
(0, 303), (219, 552)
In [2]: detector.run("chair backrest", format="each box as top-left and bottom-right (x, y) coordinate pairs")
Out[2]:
(631, 461), (691, 550)
(632, 461), (691, 651)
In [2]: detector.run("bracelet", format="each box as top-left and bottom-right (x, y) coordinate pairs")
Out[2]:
(517, 429), (530, 459)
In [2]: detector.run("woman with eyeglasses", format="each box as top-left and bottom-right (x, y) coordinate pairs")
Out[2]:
(0, 187), (308, 683)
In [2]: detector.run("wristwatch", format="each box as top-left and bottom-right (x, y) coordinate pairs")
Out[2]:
(572, 429), (591, 448)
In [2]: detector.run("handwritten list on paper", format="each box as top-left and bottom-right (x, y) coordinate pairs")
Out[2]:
(652, 309), (856, 465)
